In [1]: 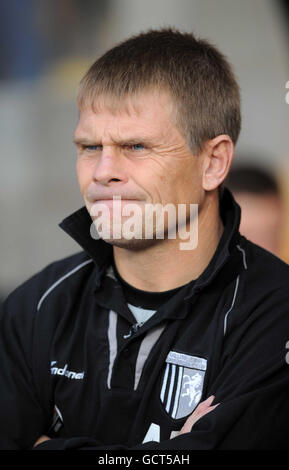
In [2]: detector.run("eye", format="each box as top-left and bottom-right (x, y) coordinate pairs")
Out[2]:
(132, 143), (145, 151)
(124, 143), (145, 152)
(84, 145), (101, 151)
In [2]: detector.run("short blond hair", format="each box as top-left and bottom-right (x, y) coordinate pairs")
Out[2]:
(78, 28), (241, 154)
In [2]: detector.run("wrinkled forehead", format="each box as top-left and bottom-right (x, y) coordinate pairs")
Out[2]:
(74, 88), (182, 146)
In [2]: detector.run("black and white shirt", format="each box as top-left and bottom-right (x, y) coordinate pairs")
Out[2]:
(1, 188), (289, 450)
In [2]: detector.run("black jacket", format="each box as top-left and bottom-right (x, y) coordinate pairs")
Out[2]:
(1, 189), (289, 450)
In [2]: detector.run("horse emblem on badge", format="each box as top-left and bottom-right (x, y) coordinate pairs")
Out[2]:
(160, 351), (207, 419)
(182, 372), (203, 406)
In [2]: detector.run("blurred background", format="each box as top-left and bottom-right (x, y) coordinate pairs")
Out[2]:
(1, 0), (289, 300)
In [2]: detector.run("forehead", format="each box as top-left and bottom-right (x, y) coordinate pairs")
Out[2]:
(75, 89), (176, 137)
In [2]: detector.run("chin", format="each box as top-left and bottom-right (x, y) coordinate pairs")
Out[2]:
(101, 236), (161, 251)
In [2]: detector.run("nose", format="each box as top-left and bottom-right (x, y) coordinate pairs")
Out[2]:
(92, 147), (128, 186)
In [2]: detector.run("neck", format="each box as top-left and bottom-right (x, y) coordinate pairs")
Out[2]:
(113, 192), (224, 292)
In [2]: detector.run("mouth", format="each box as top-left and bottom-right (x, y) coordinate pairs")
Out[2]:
(89, 198), (144, 210)
(94, 198), (141, 202)
(91, 197), (143, 204)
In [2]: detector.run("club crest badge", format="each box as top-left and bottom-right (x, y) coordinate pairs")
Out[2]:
(160, 351), (207, 420)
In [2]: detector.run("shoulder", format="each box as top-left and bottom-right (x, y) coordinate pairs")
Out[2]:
(2, 250), (94, 319)
(224, 237), (289, 341)
(237, 237), (289, 292)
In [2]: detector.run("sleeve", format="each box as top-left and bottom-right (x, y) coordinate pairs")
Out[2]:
(0, 283), (53, 450)
(34, 285), (289, 450)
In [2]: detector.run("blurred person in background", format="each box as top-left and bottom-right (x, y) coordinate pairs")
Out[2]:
(225, 164), (285, 258)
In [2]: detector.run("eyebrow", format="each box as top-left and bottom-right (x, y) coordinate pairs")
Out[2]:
(73, 136), (154, 147)
(73, 137), (98, 146)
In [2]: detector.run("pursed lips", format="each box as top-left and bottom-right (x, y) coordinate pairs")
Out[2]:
(92, 197), (143, 202)
(90, 198), (144, 210)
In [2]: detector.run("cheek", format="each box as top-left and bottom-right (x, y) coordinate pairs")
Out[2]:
(142, 163), (195, 203)
(170, 161), (202, 201)
(76, 159), (94, 193)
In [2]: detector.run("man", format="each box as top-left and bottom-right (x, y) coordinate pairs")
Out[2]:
(1, 28), (289, 450)
(225, 164), (285, 257)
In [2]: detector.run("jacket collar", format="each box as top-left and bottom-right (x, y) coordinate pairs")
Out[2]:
(189, 187), (242, 295)
(59, 188), (242, 293)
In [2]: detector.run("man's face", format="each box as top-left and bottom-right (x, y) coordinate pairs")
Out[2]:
(74, 89), (204, 248)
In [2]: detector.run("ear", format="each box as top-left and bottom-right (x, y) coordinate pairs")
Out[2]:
(202, 135), (234, 191)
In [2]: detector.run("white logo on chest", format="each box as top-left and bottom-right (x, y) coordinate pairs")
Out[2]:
(50, 361), (85, 380)
(160, 351), (207, 419)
